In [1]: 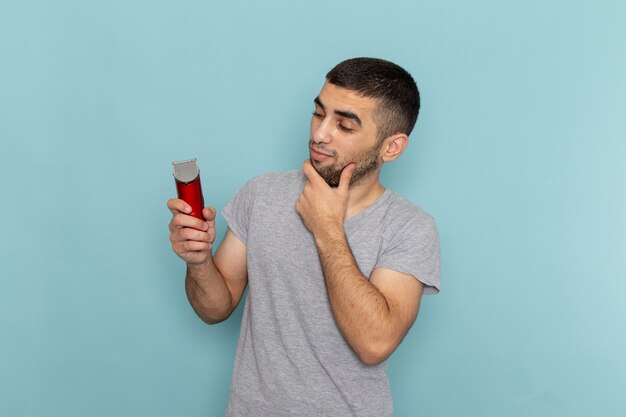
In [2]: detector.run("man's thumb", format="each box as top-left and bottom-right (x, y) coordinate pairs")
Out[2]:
(339, 163), (356, 192)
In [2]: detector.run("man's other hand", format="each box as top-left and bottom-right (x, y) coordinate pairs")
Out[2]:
(296, 160), (355, 236)
(168, 199), (216, 265)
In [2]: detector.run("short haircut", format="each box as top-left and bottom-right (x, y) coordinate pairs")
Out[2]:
(326, 57), (420, 141)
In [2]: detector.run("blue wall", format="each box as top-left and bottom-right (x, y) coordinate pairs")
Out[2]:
(1, 1), (625, 416)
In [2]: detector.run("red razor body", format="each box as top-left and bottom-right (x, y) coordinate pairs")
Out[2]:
(173, 159), (205, 220)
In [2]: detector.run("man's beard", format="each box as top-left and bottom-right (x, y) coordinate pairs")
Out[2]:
(310, 141), (382, 188)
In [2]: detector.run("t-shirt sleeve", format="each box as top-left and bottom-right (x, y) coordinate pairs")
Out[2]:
(221, 177), (260, 245)
(376, 213), (441, 295)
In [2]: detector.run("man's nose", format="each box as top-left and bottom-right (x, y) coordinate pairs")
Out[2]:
(311, 119), (332, 144)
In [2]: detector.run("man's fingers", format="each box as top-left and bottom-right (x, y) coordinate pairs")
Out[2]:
(171, 213), (208, 231)
(202, 206), (217, 222)
(167, 198), (191, 215)
(178, 227), (212, 243)
(338, 163), (356, 193)
(301, 160), (325, 185)
(174, 240), (212, 253)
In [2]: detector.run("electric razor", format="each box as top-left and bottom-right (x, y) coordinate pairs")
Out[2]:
(172, 158), (205, 220)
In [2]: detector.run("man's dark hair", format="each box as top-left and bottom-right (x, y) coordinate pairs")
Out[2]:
(326, 57), (420, 141)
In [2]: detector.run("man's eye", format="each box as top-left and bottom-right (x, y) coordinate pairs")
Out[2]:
(312, 112), (324, 118)
(339, 124), (354, 133)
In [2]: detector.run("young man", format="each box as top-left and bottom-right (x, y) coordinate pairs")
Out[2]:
(168, 57), (440, 417)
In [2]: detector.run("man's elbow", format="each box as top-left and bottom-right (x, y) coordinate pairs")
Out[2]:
(192, 304), (233, 325)
(355, 342), (396, 366)
(199, 314), (229, 325)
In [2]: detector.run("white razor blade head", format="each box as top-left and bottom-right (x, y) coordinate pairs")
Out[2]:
(172, 158), (199, 183)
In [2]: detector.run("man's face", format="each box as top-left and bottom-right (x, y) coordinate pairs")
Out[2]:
(309, 82), (382, 187)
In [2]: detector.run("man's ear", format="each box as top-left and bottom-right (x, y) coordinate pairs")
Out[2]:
(380, 133), (409, 162)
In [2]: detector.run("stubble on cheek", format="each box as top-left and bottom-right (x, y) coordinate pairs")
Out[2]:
(311, 145), (381, 188)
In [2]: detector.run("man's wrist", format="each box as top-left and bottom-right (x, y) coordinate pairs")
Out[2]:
(187, 257), (215, 279)
(313, 221), (347, 248)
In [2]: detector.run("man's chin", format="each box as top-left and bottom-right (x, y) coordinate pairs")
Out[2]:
(312, 163), (342, 188)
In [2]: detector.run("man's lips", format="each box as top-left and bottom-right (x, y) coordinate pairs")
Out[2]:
(310, 147), (333, 161)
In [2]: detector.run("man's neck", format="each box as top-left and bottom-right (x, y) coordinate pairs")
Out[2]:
(345, 174), (385, 221)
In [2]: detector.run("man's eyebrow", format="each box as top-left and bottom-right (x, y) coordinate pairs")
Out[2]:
(314, 97), (362, 127)
(335, 110), (362, 127)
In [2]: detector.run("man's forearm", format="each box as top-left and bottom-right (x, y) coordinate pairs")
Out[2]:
(185, 260), (234, 325)
(314, 225), (395, 365)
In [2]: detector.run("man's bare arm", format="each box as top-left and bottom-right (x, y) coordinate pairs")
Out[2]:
(295, 161), (423, 365)
(313, 225), (423, 365)
(168, 199), (248, 324)
(184, 230), (248, 324)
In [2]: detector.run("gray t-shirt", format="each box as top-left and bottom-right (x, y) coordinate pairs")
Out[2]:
(221, 170), (440, 417)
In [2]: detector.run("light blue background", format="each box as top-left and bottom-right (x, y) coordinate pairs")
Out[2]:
(1, 1), (625, 416)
